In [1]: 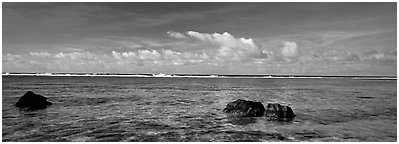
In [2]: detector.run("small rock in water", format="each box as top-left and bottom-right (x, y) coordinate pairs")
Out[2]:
(223, 99), (265, 117)
(265, 103), (295, 119)
(15, 91), (52, 110)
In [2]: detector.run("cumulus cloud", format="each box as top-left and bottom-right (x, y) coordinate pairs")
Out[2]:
(3, 54), (32, 72)
(167, 31), (187, 39)
(342, 53), (360, 61)
(162, 49), (208, 60)
(4, 51), (109, 72)
(331, 49), (397, 62)
(313, 50), (369, 62)
(360, 50), (396, 61)
(161, 49), (209, 65)
(112, 51), (137, 65)
(112, 49), (209, 66)
(185, 31), (267, 60)
(7, 49), (210, 71)
(138, 50), (162, 60)
(30, 52), (52, 57)
(29, 51), (99, 61)
(281, 41), (299, 57)
(3, 53), (22, 62)
(54, 52), (98, 60)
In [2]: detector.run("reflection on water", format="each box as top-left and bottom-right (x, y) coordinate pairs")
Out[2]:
(2, 76), (397, 142)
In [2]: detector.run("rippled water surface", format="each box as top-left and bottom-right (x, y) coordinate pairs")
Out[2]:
(2, 76), (397, 142)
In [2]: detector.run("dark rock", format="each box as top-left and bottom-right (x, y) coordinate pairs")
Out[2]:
(265, 103), (295, 119)
(223, 99), (265, 117)
(15, 91), (52, 110)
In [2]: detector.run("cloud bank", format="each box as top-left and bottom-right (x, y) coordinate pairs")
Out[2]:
(112, 49), (209, 66)
(168, 31), (268, 60)
(281, 41), (299, 57)
(2, 30), (396, 75)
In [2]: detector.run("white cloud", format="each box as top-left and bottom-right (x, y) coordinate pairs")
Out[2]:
(167, 31), (187, 39)
(111, 49), (209, 66)
(314, 50), (368, 62)
(112, 51), (129, 65)
(162, 49), (182, 60)
(138, 50), (162, 60)
(361, 50), (396, 61)
(342, 53), (360, 61)
(4, 52), (108, 72)
(52, 52), (96, 60)
(112, 50), (162, 65)
(281, 41), (299, 57)
(3, 53), (22, 62)
(30, 52), (52, 57)
(186, 31), (212, 41)
(185, 31), (267, 60)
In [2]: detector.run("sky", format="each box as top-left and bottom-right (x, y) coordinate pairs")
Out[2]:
(2, 2), (397, 75)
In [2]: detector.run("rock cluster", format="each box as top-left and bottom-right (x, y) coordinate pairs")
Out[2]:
(223, 99), (295, 119)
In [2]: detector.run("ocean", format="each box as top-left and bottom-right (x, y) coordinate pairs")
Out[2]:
(2, 76), (397, 142)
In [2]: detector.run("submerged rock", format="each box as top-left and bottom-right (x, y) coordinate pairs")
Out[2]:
(265, 103), (295, 119)
(223, 99), (265, 117)
(15, 91), (52, 110)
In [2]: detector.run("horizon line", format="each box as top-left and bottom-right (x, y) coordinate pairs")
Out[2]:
(2, 72), (397, 78)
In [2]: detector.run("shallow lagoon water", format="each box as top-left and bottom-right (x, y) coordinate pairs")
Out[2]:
(2, 76), (397, 141)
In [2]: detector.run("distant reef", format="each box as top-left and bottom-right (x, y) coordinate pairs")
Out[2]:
(2, 72), (397, 79)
